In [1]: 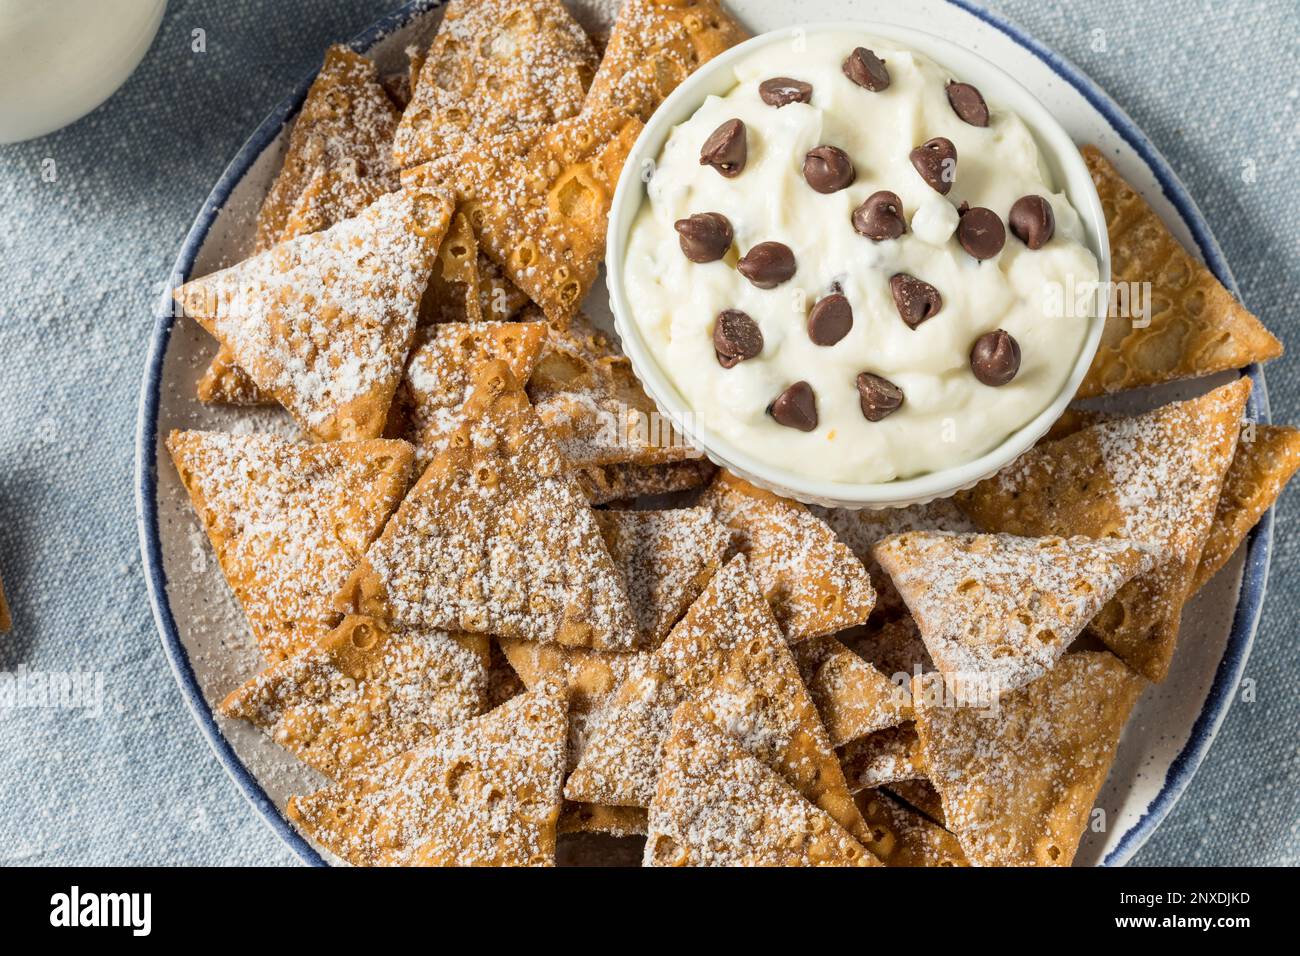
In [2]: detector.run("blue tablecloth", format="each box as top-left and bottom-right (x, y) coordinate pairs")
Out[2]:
(0, 0), (1296, 865)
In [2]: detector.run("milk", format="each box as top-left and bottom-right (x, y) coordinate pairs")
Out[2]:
(0, 0), (166, 143)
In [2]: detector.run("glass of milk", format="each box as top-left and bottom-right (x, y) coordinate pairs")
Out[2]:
(0, 0), (167, 144)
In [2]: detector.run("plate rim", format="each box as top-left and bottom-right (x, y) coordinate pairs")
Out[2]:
(134, 0), (1272, 868)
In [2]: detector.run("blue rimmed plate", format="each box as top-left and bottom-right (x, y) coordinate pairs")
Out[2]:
(135, 0), (1270, 866)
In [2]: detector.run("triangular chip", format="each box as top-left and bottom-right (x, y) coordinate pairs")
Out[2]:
(558, 803), (648, 838)
(644, 703), (876, 867)
(958, 378), (1249, 680)
(699, 471), (876, 641)
(584, 0), (748, 121)
(167, 430), (414, 661)
(417, 209), (482, 325)
(813, 498), (977, 621)
(430, 108), (642, 326)
(477, 255), (532, 321)
(577, 459), (716, 505)
(220, 615), (490, 779)
(336, 360), (639, 651)
(484, 637), (526, 709)
(840, 616), (935, 680)
(176, 186), (454, 441)
(287, 683), (568, 866)
(1194, 423), (1300, 592)
(839, 723), (925, 792)
(914, 651), (1144, 867)
(1078, 146), (1281, 397)
(399, 320), (548, 469)
(565, 555), (869, 845)
(527, 315), (697, 469)
(884, 779), (947, 828)
(794, 636), (911, 748)
(855, 790), (968, 867)
(873, 531), (1153, 695)
(391, 0), (598, 169)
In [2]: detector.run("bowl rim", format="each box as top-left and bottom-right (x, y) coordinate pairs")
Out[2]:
(134, 0), (1272, 868)
(605, 19), (1111, 508)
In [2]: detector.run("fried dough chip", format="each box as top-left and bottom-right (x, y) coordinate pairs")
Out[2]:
(840, 616), (935, 680)
(885, 778), (947, 827)
(167, 430), (414, 661)
(584, 0), (749, 121)
(391, 0), (598, 169)
(400, 320), (548, 469)
(565, 555), (869, 844)
(914, 651), (1145, 867)
(336, 361), (638, 651)
(528, 315), (697, 469)
(700, 471), (876, 641)
(814, 498), (976, 621)
(416, 209), (482, 325)
(1193, 424), (1300, 591)
(485, 637), (526, 709)
(855, 790), (969, 867)
(839, 723), (925, 792)
(873, 532), (1154, 695)
(558, 803), (648, 838)
(794, 636), (911, 748)
(644, 703), (876, 867)
(220, 615), (489, 779)
(958, 378), (1249, 680)
(1078, 146), (1281, 398)
(176, 187), (454, 441)
(577, 459), (717, 505)
(288, 683), (568, 866)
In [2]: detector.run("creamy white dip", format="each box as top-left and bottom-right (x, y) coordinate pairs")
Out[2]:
(622, 34), (1098, 483)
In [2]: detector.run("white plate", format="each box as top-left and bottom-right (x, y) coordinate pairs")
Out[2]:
(136, 0), (1272, 867)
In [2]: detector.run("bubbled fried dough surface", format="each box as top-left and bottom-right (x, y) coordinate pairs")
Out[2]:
(288, 684), (568, 866)
(221, 617), (490, 780)
(958, 378), (1250, 681)
(175, 187), (454, 442)
(793, 635), (911, 748)
(1078, 145), (1281, 398)
(644, 703), (876, 867)
(700, 471), (876, 642)
(167, 430), (414, 662)
(391, 0), (599, 170)
(914, 652), (1145, 867)
(336, 360), (639, 651)
(872, 532), (1154, 696)
(584, 0), (749, 121)
(855, 789), (969, 867)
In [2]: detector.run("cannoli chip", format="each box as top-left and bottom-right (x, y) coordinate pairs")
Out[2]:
(873, 532), (1154, 695)
(337, 361), (639, 651)
(958, 379), (1250, 680)
(167, 430), (414, 661)
(558, 802), (648, 838)
(644, 703), (877, 867)
(584, 0), (749, 121)
(416, 209), (482, 325)
(176, 187), (454, 441)
(794, 635), (911, 748)
(577, 459), (717, 505)
(855, 790), (969, 867)
(288, 683), (568, 866)
(700, 471), (876, 641)
(839, 723), (926, 792)
(565, 555), (868, 845)
(841, 616), (935, 680)
(1079, 146), (1281, 397)
(220, 616), (490, 779)
(400, 320), (548, 469)
(914, 651), (1145, 867)
(885, 778), (946, 827)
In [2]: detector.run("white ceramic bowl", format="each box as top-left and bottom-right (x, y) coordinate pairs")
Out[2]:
(606, 21), (1110, 509)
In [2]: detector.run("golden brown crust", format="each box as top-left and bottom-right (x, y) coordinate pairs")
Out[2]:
(855, 789), (968, 867)
(793, 635), (911, 748)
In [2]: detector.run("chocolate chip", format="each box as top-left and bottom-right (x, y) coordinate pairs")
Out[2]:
(946, 81), (989, 127)
(970, 329), (1021, 385)
(768, 381), (818, 431)
(674, 212), (733, 262)
(852, 190), (906, 241)
(699, 119), (747, 177)
(803, 145), (855, 193)
(956, 206), (1006, 260)
(737, 241), (796, 289)
(889, 274), (943, 328)
(842, 47), (890, 91)
(713, 309), (763, 368)
(807, 293), (853, 346)
(1009, 195), (1055, 249)
(856, 372), (904, 421)
(909, 137), (957, 194)
(759, 77), (812, 107)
